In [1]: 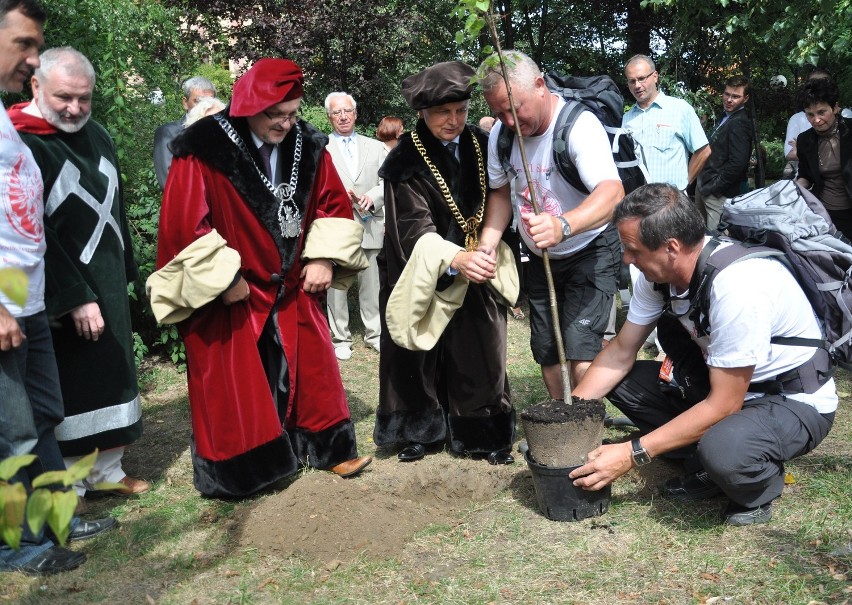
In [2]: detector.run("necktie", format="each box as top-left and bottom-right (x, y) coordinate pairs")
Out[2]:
(342, 136), (356, 174)
(446, 141), (458, 162)
(258, 142), (274, 180)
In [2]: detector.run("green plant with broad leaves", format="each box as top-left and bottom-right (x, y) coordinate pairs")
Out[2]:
(0, 451), (98, 549)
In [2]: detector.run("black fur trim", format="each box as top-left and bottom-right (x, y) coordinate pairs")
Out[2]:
(288, 419), (359, 470)
(448, 408), (516, 455)
(373, 406), (446, 448)
(380, 120), (489, 248)
(190, 433), (299, 498)
(169, 113), (328, 274)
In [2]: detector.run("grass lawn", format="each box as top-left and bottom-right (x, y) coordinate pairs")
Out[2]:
(1, 310), (850, 605)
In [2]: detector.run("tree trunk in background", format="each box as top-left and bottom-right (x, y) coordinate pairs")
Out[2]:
(625, 0), (651, 57)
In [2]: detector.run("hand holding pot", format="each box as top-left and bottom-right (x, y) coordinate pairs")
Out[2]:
(569, 442), (633, 491)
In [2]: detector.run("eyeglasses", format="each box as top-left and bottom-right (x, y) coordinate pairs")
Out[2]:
(263, 110), (299, 125)
(330, 108), (355, 117)
(627, 71), (656, 87)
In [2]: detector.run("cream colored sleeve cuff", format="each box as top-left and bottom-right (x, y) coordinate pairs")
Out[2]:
(146, 229), (241, 324)
(386, 235), (519, 351)
(385, 233), (465, 351)
(302, 217), (369, 290)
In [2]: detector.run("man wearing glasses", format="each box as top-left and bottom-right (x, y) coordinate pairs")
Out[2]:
(695, 75), (754, 231)
(621, 55), (711, 352)
(623, 54), (710, 192)
(324, 92), (385, 360)
(149, 58), (373, 498)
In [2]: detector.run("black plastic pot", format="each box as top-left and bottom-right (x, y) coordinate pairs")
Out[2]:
(525, 451), (610, 522)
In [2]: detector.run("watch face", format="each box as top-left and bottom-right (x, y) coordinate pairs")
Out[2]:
(633, 450), (651, 466)
(632, 439), (651, 466)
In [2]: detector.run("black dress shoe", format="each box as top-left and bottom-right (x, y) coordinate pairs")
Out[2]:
(15, 546), (86, 576)
(661, 471), (723, 501)
(722, 501), (773, 526)
(397, 443), (426, 462)
(487, 451), (515, 465)
(69, 517), (118, 542)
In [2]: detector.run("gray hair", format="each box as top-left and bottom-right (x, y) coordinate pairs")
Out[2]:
(182, 75), (216, 99)
(35, 47), (95, 86)
(184, 96), (225, 127)
(625, 54), (655, 75)
(477, 50), (542, 93)
(324, 91), (356, 114)
(613, 183), (705, 250)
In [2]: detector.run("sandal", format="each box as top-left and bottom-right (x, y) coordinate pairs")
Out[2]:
(511, 307), (525, 320)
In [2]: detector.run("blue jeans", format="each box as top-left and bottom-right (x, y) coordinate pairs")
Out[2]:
(0, 311), (65, 570)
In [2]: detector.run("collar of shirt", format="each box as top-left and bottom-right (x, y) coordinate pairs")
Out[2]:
(443, 136), (461, 160)
(332, 131), (357, 142)
(629, 90), (670, 114)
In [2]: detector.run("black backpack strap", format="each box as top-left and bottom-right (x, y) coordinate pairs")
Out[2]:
(655, 236), (725, 328)
(695, 239), (834, 394)
(748, 347), (834, 395)
(496, 122), (517, 180)
(551, 100), (588, 193)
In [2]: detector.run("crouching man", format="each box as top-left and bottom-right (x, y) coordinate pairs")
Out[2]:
(569, 184), (836, 525)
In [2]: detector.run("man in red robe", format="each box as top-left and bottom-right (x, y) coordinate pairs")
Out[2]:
(148, 58), (372, 498)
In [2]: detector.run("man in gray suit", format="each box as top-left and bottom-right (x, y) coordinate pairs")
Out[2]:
(152, 75), (216, 189)
(324, 92), (385, 360)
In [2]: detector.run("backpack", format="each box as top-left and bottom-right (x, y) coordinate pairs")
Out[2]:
(496, 72), (649, 195)
(660, 179), (852, 390)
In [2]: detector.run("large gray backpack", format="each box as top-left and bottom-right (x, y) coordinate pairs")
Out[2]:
(709, 179), (852, 371)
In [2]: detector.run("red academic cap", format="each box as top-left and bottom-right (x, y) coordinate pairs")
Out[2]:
(230, 58), (304, 117)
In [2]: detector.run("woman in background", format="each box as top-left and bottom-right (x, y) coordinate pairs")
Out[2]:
(797, 78), (852, 238)
(376, 115), (404, 154)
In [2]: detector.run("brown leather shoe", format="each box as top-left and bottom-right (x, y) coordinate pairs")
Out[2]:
(327, 456), (372, 478)
(111, 475), (151, 495)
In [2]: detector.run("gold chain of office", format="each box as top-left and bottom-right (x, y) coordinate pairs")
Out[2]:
(410, 131), (486, 252)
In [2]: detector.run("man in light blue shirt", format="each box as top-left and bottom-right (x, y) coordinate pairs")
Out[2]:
(623, 55), (711, 190)
(619, 55), (711, 351)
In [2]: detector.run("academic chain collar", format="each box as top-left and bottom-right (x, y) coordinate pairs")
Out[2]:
(214, 114), (303, 238)
(410, 129), (486, 252)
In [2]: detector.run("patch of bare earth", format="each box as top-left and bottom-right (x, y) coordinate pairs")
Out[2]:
(237, 453), (518, 565)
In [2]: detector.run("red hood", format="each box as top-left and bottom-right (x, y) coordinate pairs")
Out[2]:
(7, 102), (58, 135)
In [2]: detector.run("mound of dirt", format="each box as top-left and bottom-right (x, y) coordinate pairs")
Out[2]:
(237, 455), (517, 565)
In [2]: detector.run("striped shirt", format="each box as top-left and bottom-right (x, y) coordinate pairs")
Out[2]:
(623, 91), (708, 190)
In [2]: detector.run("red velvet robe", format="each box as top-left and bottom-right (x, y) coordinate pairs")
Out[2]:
(157, 115), (358, 497)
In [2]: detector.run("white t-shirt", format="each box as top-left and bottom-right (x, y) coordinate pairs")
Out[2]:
(0, 101), (45, 317)
(488, 96), (620, 258)
(627, 238), (838, 413)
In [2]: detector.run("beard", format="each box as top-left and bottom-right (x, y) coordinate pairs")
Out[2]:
(37, 95), (91, 133)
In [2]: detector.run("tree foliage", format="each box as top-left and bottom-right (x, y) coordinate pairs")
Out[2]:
(175, 0), (471, 126)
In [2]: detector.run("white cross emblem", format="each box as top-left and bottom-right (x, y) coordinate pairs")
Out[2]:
(45, 157), (123, 264)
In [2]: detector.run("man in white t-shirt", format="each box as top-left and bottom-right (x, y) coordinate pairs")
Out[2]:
(568, 184), (837, 525)
(477, 50), (624, 394)
(0, 1), (115, 576)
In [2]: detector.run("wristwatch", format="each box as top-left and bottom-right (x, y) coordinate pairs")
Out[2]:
(557, 216), (571, 242)
(631, 438), (651, 466)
